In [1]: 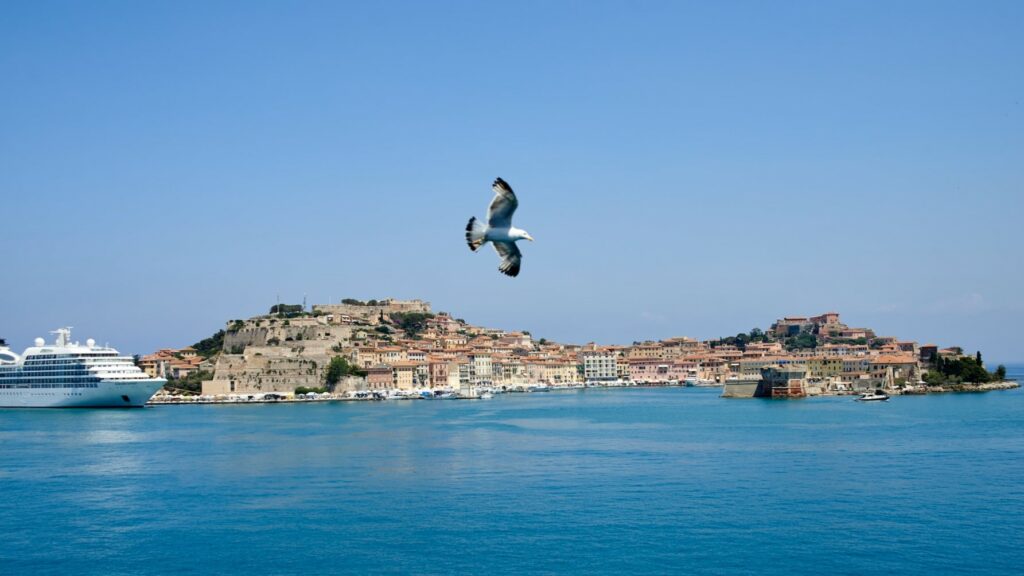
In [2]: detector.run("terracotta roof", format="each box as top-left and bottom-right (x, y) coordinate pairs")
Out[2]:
(871, 355), (916, 365)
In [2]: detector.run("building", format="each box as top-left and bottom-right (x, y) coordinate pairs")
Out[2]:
(869, 355), (920, 387)
(919, 344), (938, 364)
(463, 353), (492, 386)
(366, 365), (392, 390)
(759, 364), (808, 398)
(390, 362), (420, 390)
(580, 350), (618, 382)
(772, 317), (813, 338)
(805, 356), (843, 380)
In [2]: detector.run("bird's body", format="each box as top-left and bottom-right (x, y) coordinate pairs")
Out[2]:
(484, 225), (530, 244)
(465, 178), (533, 277)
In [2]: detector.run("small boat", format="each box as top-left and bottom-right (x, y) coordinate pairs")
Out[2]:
(856, 390), (890, 402)
(479, 391), (494, 399)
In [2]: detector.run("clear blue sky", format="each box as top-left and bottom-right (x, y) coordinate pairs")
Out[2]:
(2, 1), (1022, 361)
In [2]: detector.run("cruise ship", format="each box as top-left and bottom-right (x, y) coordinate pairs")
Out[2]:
(0, 328), (166, 408)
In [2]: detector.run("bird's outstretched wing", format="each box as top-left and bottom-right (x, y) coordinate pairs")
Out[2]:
(486, 177), (518, 228)
(493, 241), (522, 277)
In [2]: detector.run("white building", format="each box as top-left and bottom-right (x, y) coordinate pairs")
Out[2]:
(581, 351), (617, 382)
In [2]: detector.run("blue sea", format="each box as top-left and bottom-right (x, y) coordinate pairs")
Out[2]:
(2, 366), (1023, 575)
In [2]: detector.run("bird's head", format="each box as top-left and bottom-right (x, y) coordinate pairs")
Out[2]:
(520, 231), (534, 242)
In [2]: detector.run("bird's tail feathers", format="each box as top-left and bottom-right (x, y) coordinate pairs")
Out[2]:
(466, 217), (487, 251)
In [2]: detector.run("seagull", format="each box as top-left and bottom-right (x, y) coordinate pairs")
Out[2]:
(465, 177), (534, 277)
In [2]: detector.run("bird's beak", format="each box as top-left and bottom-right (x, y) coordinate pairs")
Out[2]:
(526, 234), (534, 242)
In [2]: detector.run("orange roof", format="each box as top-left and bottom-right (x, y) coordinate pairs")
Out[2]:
(870, 355), (916, 364)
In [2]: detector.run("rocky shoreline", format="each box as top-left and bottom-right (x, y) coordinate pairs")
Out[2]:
(909, 380), (1020, 394)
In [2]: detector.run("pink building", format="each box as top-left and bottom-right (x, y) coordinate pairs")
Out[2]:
(628, 359), (696, 383)
(366, 366), (392, 390)
(429, 361), (450, 388)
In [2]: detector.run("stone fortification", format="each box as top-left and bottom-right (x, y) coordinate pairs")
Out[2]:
(313, 299), (431, 325)
(200, 299), (429, 396)
(223, 316), (354, 351)
(203, 350), (324, 395)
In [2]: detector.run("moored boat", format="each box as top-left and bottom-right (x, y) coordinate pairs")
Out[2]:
(856, 390), (890, 402)
(0, 328), (166, 408)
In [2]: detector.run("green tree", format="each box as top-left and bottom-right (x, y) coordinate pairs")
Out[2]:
(191, 330), (225, 358)
(325, 357), (348, 386)
(786, 332), (818, 350)
(936, 355), (992, 383)
(389, 312), (434, 337)
(165, 370), (213, 394)
(325, 356), (366, 388)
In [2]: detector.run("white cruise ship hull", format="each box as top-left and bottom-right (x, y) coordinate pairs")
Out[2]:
(0, 378), (166, 408)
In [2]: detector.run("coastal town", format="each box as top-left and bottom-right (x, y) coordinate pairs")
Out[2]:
(139, 298), (1016, 404)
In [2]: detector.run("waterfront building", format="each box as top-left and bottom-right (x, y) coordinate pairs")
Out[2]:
(492, 355), (527, 386)
(581, 350), (618, 382)
(738, 356), (799, 377)
(805, 356), (843, 379)
(389, 362), (419, 390)
(869, 354), (919, 385)
(626, 357), (706, 384)
(842, 357), (871, 375)
(525, 358), (578, 385)
(470, 353), (492, 380)
(759, 364), (808, 398)
(428, 359), (450, 389)
(365, 365), (392, 390)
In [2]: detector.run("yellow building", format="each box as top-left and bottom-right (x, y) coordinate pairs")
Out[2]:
(391, 362), (419, 390)
(805, 356), (843, 379)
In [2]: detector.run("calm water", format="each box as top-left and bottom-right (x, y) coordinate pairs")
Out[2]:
(2, 367), (1023, 575)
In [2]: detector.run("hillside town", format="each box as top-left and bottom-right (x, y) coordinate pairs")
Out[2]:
(142, 299), (1013, 402)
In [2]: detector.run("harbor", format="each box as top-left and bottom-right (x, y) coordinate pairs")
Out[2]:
(5, 375), (1024, 575)
(131, 303), (1018, 408)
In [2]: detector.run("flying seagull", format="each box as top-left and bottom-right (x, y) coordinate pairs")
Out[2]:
(465, 177), (534, 277)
